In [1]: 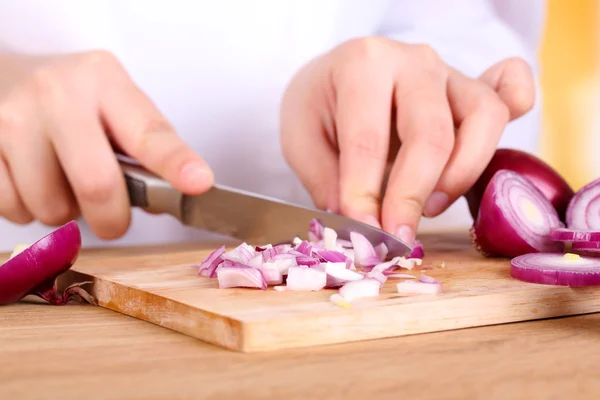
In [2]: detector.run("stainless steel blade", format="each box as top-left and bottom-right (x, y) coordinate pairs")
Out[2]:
(180, 184), (413, 257)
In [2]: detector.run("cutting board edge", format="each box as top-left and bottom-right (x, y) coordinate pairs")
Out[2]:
(61, 269), (249, 352)
(234, 285), (600, 352)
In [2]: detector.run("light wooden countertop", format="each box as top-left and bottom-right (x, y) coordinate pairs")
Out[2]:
(1, 243), (599, 400)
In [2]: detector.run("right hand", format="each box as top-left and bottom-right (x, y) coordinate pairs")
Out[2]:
(0, 51), (214, 239)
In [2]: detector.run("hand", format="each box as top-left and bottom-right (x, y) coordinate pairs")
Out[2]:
(0, 51), (213, 238)
(280, 37), (535, 244)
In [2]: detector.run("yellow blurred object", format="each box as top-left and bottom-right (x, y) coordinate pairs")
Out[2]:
(563, 253), (581, 261)
(540, 0), (599, 191)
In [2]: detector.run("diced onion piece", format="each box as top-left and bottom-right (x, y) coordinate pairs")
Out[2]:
(418, 274), (439, 284)
(330, 293), (352, 308)
(396, 280), (442, 295)
(308, 219), (325, 242)
(374, 243), (388, 261)
(338, 279), (380, 302)
(510, 252), (600, 286)
(350, 232), (380, 267)
(257, 262), (284, 285)
(566, 177), (600, 230)
(407, 240), (424, 259)
(198, 245), (225, 278)
(286, 266), (327, 291)
(324, 262), (364, 288)
(216, 266), (267, 290)
(323, 227), (338, 250)
(366, 269), (387, 286)
(221, 243), (255, 264)
(470, 170), (563, 257)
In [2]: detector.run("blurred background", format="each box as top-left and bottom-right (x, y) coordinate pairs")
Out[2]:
(540, 0), (599, 192)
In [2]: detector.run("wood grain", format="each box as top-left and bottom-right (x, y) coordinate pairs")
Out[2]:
(1, 302), (600, 400)
(61, 232), (600, 352)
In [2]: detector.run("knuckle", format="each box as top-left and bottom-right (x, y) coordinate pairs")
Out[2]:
(37, 201), (78, 226)
(412, 44), (443, 68)
(345, 131), (387, 162)
(29, 66), (68, 106)
(81, 49), (121, 70)
(0, 102), (27, 144)
(478, 91), (510, 122)
(341, 36), (388, 63)
(385, 193), (424, 217)
(420, 116), (455, 157)
(75, 170), (120, 205)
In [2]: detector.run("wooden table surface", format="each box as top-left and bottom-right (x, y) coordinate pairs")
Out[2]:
(2, 238), (600, 400)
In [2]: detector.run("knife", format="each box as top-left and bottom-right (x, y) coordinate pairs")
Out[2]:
(117, 155), (413, 258)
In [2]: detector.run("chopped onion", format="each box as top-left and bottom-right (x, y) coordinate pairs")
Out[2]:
(465, 148), (575, 222)
(510, 252), (600, 286)
(0, 221), (95, 306)
(418, 274), (439, 284)
(338, 279), (380, 302)
(350, 232), (381, 267)
(566, 177), (600, 230)
(217, 266), (267, 289)
(324, 262), (364, 288)
(470, 169), (563, 257)
(257, 262), (284, 285)
(286, 266), (327, 291)
(374, 243), (388, 260)
(407, 240), (424, 259)
(396, 280), (442, 295)
(365, 269), (387, 286)
(323, 227), (338, 250)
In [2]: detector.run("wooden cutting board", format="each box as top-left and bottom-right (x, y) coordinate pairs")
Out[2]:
(65, 231), (600, 352)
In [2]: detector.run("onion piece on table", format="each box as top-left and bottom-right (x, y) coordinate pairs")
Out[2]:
(324, 262), (364, 288)
(338, 278), (380, 302)
(396, 280), (442, 295)
(470, 169), (563, 257)
(350, 232), (381, 267)
(0, 220), (95, 306)
(465, 148), (574, 222)
(286, 266), (327, 291)
(566, 177), (600, 230)
(510, 252), (600, 286)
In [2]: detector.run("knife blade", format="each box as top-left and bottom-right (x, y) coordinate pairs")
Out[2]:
(118, 155), (413, 258)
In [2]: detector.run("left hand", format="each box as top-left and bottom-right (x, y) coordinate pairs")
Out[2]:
(280, 37), (535, 244)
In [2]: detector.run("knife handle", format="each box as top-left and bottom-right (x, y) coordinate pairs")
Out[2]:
(117, 154), (183, 219)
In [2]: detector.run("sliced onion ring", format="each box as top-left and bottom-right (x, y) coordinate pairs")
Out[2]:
(510, 252), (600, 286)
(550, 228), (600, 243)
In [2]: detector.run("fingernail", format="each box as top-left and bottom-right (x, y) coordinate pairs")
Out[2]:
(181, 162), (213, 190)
(395, 225), (415, 245)
(424, 191), (449, 217)
(363, 216), (381, 229)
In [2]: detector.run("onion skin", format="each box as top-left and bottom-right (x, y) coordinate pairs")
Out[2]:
(0, 220), (94, 306)
(470, 169), (563, 258)
(465, 148), (574, 222)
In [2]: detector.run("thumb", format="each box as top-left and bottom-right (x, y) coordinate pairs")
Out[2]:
(478, 57), (536, 120)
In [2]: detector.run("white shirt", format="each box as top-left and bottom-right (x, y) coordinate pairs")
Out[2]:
(0, 0), (545, 251)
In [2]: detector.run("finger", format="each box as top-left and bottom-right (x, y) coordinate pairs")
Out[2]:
(381, 47), (453, 244)
(421, 69), (509, 218)
(4, 128), (79, 226)
(100, 72), (213, 195)
(335, 58), (394, 227)
(280, 59), (340, 212)
(478, 57), (535, 120)
(48, 106), (131, 240)
(0, 153), (33, 224)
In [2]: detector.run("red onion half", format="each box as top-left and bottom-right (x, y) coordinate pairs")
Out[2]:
(566, 177), (600, 230)
(0, 221), (95, 306)
(510, 252), (600, 286)
(466, 148), (574, 222)
(470, 169), (563, 257)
